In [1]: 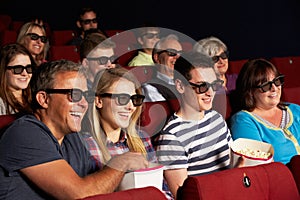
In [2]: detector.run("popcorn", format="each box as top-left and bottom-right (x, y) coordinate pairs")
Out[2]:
(235, 148), (271, 159)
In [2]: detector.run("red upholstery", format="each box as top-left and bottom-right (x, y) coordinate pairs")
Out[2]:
(50, 30), (76, 45)
(107, 30), (136, 45)
(0, 30), (17, 46)
(177, 162), (299, 200)
(79, 186), (167, 200)
(181, 41), (193, 52)
(139, 101), (171, 137)
(270, 56), (300, 88)
(0, 14), (12, 30)
(0, 114), (17, 130)
(286, 155), (300, 194)
(282, 87), (300, 105)
(123, 65), (154, 84)
(228, 59), (248, 74)
(48, 45), (80, 63)
(213, 93), (232, 121)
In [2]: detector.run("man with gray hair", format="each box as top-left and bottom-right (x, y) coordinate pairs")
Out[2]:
(142, 34), (183, 102)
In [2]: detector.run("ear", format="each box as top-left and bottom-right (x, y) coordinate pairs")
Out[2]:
(76, 20), (82, 29)
(82, 58), (89, 70)
(36, 91), (49, 109)
(153, 53), (159, 63)
(137, 37), (144, 45)
(95, 96), (103, 109)
(175, 79), (185, 94)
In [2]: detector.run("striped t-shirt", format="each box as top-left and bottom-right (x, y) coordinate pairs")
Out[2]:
(154, 110), (232, 176)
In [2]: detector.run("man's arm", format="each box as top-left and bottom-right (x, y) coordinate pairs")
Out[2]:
(163, 168), (188, 199)
(21, 152), (148, 199)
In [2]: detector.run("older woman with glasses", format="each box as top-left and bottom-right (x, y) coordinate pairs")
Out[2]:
(0, 43), (36, 115)
(193, 36), (237, 94)
(230, 58), (300, 164)
(17, 21), (49, 66)
(154, 52), (242, 199)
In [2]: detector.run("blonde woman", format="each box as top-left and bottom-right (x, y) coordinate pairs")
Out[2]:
(82, 67), (173, 199)
(17, 21), (49, 66)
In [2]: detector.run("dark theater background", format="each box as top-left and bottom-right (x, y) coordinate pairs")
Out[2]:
(0, 0), (299, 60)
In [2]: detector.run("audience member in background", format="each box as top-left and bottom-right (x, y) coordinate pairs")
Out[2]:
(128, 24), (160, 67)
(230, 58), (300, 164)
(16, 21), (49, 66)
(142, 34), (182, 102)
(79, 32), (117, 89)
(0, 43), (36, 115)
(154, 52), (240, 199)
(193, 36), (237, 94)
(0, 59), (149, 199)
(81, 67), (173, 199)
(70, 7), (107, 46)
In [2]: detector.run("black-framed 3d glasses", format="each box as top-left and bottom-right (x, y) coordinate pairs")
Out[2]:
(27, 33), (48, 43)
(80, 18), (98, 25)
(189, 79), (224, 94)
(157, 48), (183, 57)
(6, 64), (33, 74)
(255, 75), (285, 93)
(87, 56), (117, 65)
(99, 93), (145, 107)
(211, 51), (229, 63)
(44, 88), (95, 103)
(142, 32), (160, 39)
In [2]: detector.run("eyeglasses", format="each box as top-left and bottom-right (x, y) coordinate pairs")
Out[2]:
(157, 49), (183, 57)
(255, 75), (285, 92)
(6, 65), (33, 74)
(189, 79), (224, 94)
(211, 51), (229, 63)
(142, 33), (160, 39)
(27, 33), (48, 43)
(45, 88), (95, 103)
(81, 18), (98, 25)
(99, 93), (145, 107)
(87, 56), (117, 65)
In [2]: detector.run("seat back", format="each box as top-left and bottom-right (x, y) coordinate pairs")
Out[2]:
(123, 65), (154, 84)
(139, 101), (171, 138)
(282, 87), (300, 105)
(48, 45), (80, 63)
(270, 56), (300, 88)
(50, 30), (76, 45)
(177, 162), (299, 200)
(228, 59), (248, 74)
(286, 155), (300, 194)
(0, 30), (17, 46)
(80, 186), (167, 200)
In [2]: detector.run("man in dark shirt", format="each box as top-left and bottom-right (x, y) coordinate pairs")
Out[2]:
(0, 59), (148, 199)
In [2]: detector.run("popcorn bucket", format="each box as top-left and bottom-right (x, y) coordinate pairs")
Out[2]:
(230, 138), (274, 167)
(117, 162), (164, 191)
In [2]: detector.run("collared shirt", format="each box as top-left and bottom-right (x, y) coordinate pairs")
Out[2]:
(142, 71), (177, 102)
(128, 51), (154, 66)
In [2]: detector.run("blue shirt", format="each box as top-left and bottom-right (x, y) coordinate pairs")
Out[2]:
(230, 103), (300, 164)
(0, 114), (96, 199)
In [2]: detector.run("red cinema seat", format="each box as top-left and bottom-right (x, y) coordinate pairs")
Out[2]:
(0, 14), (12, 31)
(228, 59), (248, 74)
(139, 101), (171, 137)
(286, 155), (300, 194)
(282, 87), (300, 105)
(123, 65), (154, 84)
(177, 162), (299, 200)
(51, 30), (76, 45)
(0, 30), (17, 46)
(79, 186), (167, 200)
(49, 45), (80, 63)
(270, 56), (300, 88)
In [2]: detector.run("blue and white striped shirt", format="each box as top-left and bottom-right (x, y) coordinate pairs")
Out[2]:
(155, 110), (232, 176)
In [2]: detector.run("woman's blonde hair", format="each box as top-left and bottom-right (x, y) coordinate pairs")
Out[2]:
(16, 22), (49, 66)
(88, 67), (146, 164)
